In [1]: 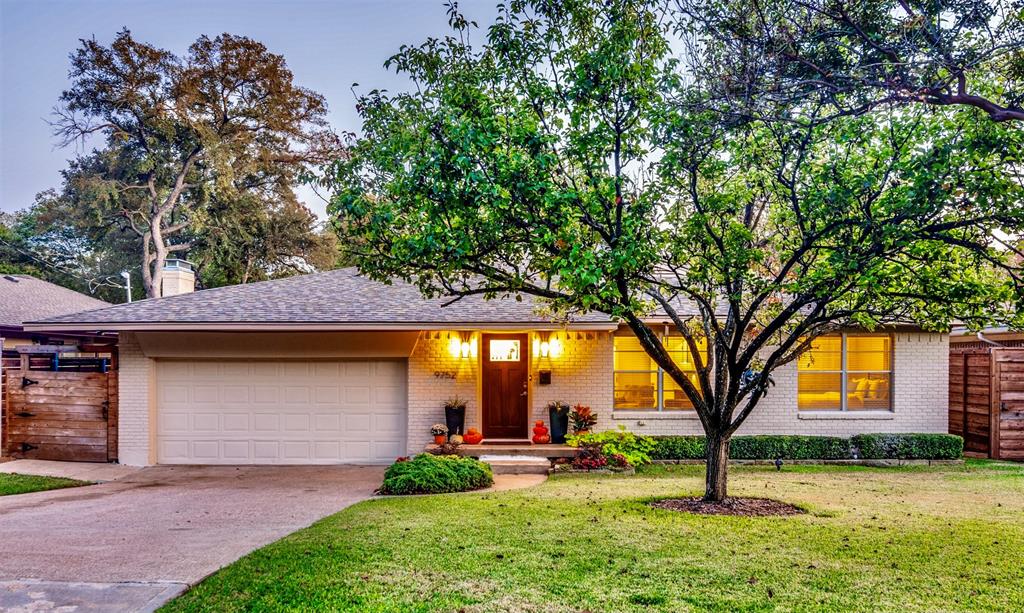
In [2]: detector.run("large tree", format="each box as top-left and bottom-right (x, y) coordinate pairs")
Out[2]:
(675, 0), (1024, 123)
(331, 0), (1024, 500)
(53, 29), (340, 298)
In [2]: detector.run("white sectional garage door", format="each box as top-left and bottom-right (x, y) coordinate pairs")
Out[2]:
(156, 360), (407, 465)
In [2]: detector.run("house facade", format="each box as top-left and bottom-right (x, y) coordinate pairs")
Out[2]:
(29, 269), (949, 466)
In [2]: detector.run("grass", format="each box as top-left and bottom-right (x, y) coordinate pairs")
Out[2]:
(0, 472), (89, 496)
(162, 460), (1024, 612)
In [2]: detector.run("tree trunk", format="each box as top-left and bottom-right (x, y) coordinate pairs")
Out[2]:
(704, 432), (729, 502)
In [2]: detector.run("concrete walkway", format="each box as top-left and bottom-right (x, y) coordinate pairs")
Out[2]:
(0, 465), (384, 612)
(0, 459), (141, 482)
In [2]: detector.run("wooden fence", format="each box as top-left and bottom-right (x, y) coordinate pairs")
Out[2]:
(949, 347), (1024, 460)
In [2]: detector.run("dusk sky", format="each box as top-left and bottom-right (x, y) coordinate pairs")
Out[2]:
(0, 0), (494, 218)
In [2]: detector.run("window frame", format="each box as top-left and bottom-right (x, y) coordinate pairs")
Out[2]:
(797, 332), (894, 412)
(612, 333), (701, 412)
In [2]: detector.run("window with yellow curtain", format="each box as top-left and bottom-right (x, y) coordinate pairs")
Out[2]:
(797, 334), (892, 411)
(613, 334), (705, 411)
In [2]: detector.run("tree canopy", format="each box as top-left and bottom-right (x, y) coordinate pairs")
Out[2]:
(49, 29), (340, 298)
(330, 0), (1024, 500)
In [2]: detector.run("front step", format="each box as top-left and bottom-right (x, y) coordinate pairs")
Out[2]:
(479, 455), (551, 475)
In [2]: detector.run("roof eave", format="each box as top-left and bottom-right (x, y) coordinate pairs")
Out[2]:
(22, 321), (619, 333)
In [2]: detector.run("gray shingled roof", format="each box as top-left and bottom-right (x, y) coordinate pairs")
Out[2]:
(31, 268), (616, 329)
(0, 274), (110, 329)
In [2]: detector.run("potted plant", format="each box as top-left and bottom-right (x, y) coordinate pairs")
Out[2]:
(547, 400), (571, 444)
(430, 423), (449, 445)
(570, 404), (596, 434)
(444, 396), (467, 437)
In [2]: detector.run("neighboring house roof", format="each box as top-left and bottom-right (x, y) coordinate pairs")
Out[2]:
(28, 268), (619, 331)
(0, 274), (110, 331)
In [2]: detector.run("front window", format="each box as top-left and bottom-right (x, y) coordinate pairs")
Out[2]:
(613, 334), (704, 410)
(798, 333), (893, 411)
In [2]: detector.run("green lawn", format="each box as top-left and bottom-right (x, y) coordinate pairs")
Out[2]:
(163, 460), (1024, 612)
(0, 472), (88, 496)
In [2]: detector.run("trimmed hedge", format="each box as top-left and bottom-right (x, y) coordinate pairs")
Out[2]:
(650, 434), (963, 461)
(379, 453), (493, 495)
(852, 433), (963, 460)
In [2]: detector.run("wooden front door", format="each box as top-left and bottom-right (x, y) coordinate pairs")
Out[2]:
(482, 333), (529, 439)
(3, 368), (116, 462)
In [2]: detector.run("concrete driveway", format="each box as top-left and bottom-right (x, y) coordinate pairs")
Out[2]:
(0, 465), (383, 611)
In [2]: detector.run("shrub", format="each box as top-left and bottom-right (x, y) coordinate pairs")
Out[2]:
(567, 427), (657, 466)
(852, 433), (963, 460)
(731, 435), (852, 460)
(650, 436), (706, 460)
(379, 453), (493, 495)
(649, 434), (963, 461)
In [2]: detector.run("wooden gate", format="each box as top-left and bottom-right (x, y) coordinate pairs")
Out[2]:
(991, 349), (1024, 460)
(949, 347), (1024, 460)
(3, 368), (118, 462)
(949, 349), (994, 456)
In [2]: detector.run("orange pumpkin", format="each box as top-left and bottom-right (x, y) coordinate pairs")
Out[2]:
(463, 428), (484, 445)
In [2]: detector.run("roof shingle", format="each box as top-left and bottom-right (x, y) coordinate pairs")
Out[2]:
(31, 268), (614, 329)
(0, 274), (110, 329)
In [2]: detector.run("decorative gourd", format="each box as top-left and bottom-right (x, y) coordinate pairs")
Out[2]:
(532, 420), (551, 444)
(450, 434), (464, 445)
(463, 427), (484, 445)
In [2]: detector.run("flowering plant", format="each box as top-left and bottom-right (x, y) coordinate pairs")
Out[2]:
(430, 423), (449, 436)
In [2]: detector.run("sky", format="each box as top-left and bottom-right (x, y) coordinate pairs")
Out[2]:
(0, 0), (494, 219)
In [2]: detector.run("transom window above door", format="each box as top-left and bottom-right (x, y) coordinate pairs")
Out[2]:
(797, 333), (893, 411)
(613, 334), (705, 411)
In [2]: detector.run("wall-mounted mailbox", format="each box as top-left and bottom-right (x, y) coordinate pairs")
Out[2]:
(538, 369), (552, 385)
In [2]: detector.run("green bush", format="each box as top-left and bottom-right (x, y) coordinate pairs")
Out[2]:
(649, 433), (964, 461)
(650, 435), (706, 460)
(567, 427), (657, 466)
(379, 454), (493, 495)
(731, 435), (852, 460)
(852, 433), (963, 460)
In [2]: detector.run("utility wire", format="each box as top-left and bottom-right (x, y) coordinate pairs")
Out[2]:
(0, 236), (126, 295)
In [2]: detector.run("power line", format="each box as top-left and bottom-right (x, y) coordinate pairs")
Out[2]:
(0, 236), (127, 295)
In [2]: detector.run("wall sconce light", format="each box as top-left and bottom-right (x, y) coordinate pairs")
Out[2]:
(449, 332), (477, 359)
(533, 331), (563, 359)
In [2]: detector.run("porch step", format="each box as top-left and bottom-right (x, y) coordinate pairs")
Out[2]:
(479, 455), (552, 475)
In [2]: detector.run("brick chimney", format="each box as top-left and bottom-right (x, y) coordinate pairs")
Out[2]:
(161, 259), (195, 296)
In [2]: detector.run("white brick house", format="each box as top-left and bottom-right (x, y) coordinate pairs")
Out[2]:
(28, 268), (949, 466)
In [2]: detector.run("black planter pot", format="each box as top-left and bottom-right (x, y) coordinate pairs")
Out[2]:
(549, 407), (569, 444)
(445, 406), (466, 437)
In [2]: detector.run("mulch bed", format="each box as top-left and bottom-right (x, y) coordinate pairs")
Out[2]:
(649, 497), (805, 517)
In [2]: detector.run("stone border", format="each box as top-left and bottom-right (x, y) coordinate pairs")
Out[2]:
(651, 458), (964, 467)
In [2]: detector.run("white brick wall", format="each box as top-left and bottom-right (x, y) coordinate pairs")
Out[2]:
(405, 331), (613, 453)
(117, 332), (154, 465)
(610, 332), (949, 437)
(116, 329), (949, 462)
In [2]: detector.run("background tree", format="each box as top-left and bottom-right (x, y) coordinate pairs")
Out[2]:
(53, 29), (340, 298)
(675, 0), (1024, 123)
(330, 0), (1024, 501)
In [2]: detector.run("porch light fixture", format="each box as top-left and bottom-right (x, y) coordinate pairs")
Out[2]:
(449, 332), (477, 359)
(534, 332), (564, 359)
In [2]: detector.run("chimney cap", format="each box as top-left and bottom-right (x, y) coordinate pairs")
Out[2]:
(163, 259), (194, 272)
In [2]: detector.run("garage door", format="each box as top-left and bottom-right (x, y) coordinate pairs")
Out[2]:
(156, 360), (407, 464)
